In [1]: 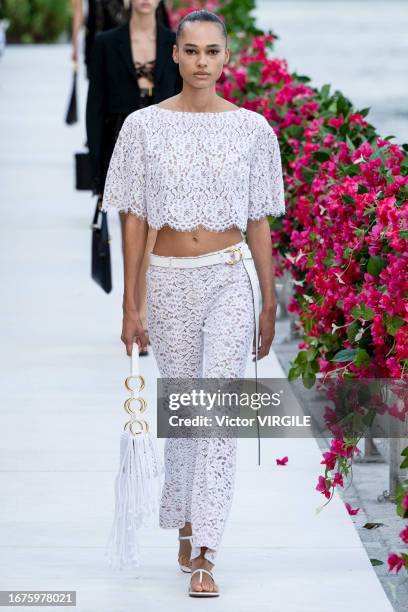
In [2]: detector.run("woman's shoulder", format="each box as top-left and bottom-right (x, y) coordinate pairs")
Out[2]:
(122, 106), (153, 129)
(240, 108), (272, 126)
(242, 110), (278, 140)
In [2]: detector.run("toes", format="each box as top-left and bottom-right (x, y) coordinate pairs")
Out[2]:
(192, 576), (216, 593)
(191, 580), (203, 592)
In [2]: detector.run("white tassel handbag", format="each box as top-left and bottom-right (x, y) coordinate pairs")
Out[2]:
(105, 341), (164, 571)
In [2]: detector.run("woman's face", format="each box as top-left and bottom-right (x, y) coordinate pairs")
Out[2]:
(130, 0), (160, 16)
(173, 22), (230, 89)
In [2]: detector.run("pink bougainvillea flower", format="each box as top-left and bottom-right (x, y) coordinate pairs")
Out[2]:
(402, 493), (408, 510)
(387, 553), (405, 573)
(320, 451), (337, 471)
(328, 116), (344, 129)
(330, 438), (354, 458)
(316, 475), (332, 499)
(333, 472), (344, 487)
(345, 502), (360, 515)
(276, 456), (288, 465)
(348, 113), (368, 127)
(399, 525), (408, 544)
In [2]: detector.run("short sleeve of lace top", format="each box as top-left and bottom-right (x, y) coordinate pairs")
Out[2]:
(101, 114), (147, 220)
(101, 105), (285, 231)
(248, 116), (285, 221)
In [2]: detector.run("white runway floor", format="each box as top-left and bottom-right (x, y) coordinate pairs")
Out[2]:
(0, 46), (394, 611)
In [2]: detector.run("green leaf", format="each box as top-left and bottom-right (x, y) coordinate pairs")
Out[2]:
(285, 125), (304, 139)
(357, 184), (369, 194)
(302, 167), (315, 182)
(400, 456), (408, 469)
(306, 348), (318, 362)
(370, 559), (384, 566)
(331, 349), (357, 363)
(354, 348), (371, 366)
(341, 194), (356, 205)
(296, 351), (308, 365)
(347, 321), (360, 341)
(247, 61), (263, 80)
(359, 107), (371, 118)
(336, 94), (351, 115)
(339, 164), (359, 177)
(346, 135), (356, 152)
(385, 315), (404, 336)
(302, 372), (316, 389)
(363, 522), (385, 529)
(313, 150), (331, 162)
(367, 256), (386, 276)
(288, 366), (301, 381)
(320, 84), (331, 99)
(351, 304), (375, 321)
(292, 73), (311, 83)
(361, 305), (375, 320)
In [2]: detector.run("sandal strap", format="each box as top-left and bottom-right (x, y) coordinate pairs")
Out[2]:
(178, 535), (193, 542)
(191, 568), (214, 581)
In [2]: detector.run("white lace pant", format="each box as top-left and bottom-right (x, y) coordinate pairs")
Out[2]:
(146, 249), (255, 563)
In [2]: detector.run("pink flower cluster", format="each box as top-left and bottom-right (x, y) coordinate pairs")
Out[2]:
(316, 438), (360, 509)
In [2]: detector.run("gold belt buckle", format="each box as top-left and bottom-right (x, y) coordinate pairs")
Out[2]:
(225, 246), (242, 265)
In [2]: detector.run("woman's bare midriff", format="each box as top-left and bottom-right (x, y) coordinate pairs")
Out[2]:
(152, 225), (243, 257)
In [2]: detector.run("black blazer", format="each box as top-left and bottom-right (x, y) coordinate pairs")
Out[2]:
(86, 20), (183, 191)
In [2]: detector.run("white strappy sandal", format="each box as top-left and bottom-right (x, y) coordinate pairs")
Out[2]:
(188, 568), (220, 597)
(178, 535), (193, 573)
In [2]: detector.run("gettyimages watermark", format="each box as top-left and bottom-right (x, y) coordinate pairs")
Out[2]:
(156, 378), (408, 439)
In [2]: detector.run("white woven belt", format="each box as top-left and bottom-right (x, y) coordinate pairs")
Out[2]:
(149, 241), (262, 465)
(149, 241), (252, 268)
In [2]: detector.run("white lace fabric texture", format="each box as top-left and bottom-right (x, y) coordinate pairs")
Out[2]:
(101, 104), (286, 230)
(146, 260), (255, 563)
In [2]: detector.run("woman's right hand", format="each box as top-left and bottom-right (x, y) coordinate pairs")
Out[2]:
(121, 309), (148, 356)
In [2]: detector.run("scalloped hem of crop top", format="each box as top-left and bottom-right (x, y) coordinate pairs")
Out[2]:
(148, 222), (248, 233)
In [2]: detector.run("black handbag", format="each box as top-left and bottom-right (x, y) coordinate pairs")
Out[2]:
(91, 197), (112, 293)
(75, 152), (94, 191)
(65, 64), (78, 125)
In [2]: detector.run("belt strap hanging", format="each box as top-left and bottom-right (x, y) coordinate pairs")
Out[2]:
(240, 255), (261, 466)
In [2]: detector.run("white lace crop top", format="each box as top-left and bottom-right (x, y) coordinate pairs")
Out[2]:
(101, 104), (285, 232)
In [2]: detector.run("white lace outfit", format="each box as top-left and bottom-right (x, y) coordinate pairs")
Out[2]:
(102, 103), (285, 563)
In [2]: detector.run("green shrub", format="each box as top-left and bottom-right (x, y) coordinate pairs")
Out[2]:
(4, 0), (71, 43)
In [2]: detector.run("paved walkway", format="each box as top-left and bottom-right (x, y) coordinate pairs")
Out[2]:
(0, 46), (394, 611)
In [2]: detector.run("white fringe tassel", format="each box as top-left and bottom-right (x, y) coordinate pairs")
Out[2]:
(105, 429), (164, 572)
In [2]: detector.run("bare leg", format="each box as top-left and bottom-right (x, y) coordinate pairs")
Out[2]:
(178, 522), (192, 570)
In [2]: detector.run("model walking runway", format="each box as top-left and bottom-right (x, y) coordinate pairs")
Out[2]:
(102, 7), (285, 597)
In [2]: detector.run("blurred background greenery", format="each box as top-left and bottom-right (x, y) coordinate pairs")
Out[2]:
(1, 0), (71, 43)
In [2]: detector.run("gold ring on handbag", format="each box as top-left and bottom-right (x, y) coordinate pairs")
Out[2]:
(125, 374), (145, 392)
(124, 418), (149, 435)
(123, 396), (147, 415)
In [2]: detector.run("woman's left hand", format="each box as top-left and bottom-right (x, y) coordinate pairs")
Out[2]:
(252, 304), (277, 361)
